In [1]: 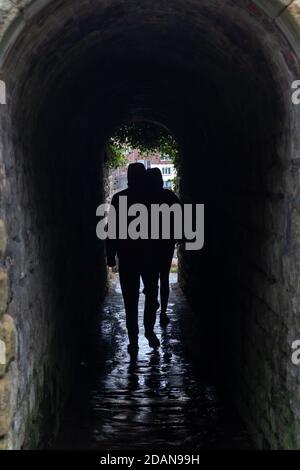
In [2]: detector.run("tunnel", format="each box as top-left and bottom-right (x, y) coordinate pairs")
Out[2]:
(0, 0), (300, 450)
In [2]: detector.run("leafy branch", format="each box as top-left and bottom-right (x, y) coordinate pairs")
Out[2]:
(107, 122), (178, 169)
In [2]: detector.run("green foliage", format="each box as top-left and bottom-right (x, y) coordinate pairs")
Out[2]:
(106, 143), (128, 170)
(110, 122), (178, 162)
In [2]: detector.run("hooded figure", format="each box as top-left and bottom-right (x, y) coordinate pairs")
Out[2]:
(146, 168), (181, 326)
(106, 163), (160, 353)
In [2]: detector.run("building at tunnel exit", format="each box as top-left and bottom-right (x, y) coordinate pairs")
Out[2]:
(1, 0), (300, 451)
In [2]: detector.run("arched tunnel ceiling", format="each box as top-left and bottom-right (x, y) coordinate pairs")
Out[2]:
(0, 0), (297, 144)
(0, 0), (298, 73)
(1, 0), (291, 78)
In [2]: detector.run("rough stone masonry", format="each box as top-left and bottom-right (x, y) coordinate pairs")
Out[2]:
(0, 218), (17, 450)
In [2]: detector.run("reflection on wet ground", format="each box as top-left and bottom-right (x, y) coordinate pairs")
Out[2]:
(54, 275), (252, 450)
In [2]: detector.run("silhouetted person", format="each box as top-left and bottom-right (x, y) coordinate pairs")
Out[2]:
(106, 163), (160, 354)
(146, 168), (181, 326)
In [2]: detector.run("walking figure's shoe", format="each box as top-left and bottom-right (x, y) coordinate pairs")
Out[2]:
(145, 332), (160, 349)
(160, 313), (170, 326)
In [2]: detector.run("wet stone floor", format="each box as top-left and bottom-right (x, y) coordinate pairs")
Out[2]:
(54, 275), (252, 450)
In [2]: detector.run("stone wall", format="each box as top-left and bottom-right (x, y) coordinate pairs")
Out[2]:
(0, 219), (17, 450)
(178, 14), (300, 447)
(0, 90), (107, 449)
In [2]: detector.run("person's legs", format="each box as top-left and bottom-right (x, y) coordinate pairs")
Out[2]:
(141, 266), (160, 347)
(119, 260), (140, 349)
(160, 268), (171, 315)
(159, 247), (174, 325)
